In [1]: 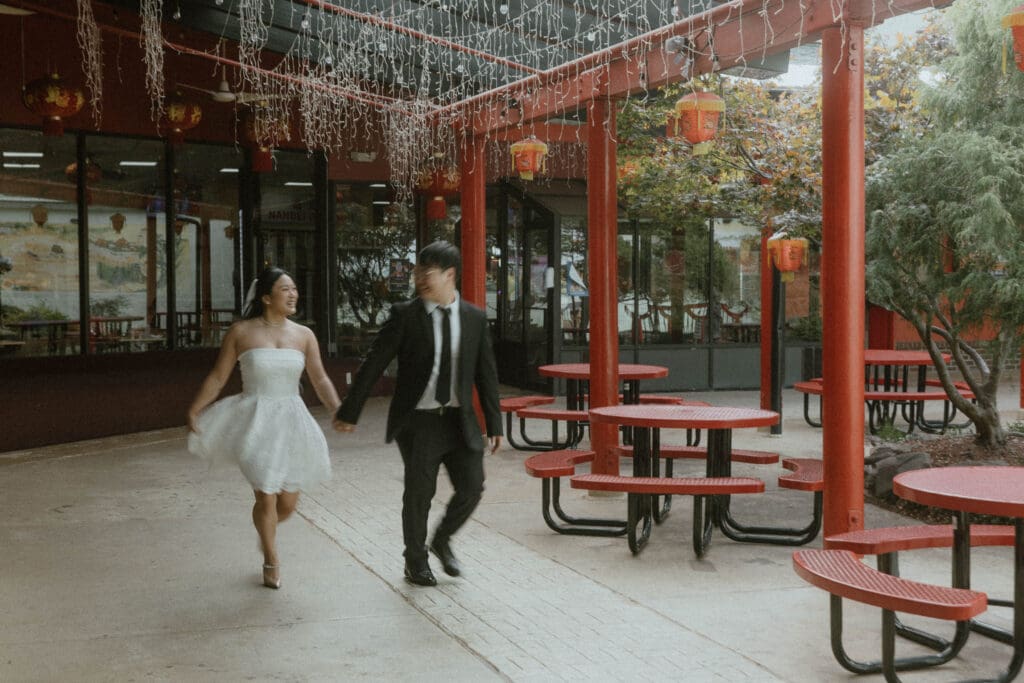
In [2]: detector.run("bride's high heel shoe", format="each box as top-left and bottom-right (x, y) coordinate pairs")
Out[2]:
(262, 563), (281, 589)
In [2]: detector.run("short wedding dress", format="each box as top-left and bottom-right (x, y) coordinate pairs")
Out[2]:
(188, 347), (331, 493)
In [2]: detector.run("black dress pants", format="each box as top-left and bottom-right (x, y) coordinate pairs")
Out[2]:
(395, 410), (485, 565)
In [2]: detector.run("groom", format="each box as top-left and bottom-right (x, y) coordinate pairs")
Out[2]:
(333, 240), (502, 586)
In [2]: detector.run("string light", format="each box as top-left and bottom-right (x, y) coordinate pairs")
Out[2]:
(130, 0), (828, 198)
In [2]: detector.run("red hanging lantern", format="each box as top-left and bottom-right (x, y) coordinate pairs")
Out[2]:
(767, 236), (808, 282)
(163, 92), (203, 146)
(22, 73), (85, 137)
(670, 91), (725, 155)
(509, 137), (548, 181)
(1004, 5), (1024, 72)
(416, 166), (460, 221)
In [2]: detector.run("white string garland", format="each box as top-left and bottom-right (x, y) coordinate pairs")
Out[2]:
(114, 0), (926, 194)
(76, 0), (103, 129)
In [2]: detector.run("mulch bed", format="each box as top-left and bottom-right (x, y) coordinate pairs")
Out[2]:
(866, 433), (1024, 525)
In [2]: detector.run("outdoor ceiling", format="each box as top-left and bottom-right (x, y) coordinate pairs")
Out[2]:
(10, 0), (948, 194)
(104, 0), (678, 104)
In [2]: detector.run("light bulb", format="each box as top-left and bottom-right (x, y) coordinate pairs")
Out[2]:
(215, 0), (224, 5)
(324, 55), (333, 65)
(499, 4), (509, 15)
(300, 14), (310, 30)
(586, 31), (596, 42)
(172, 6), (181, 20)
(456, 64), (464, 73)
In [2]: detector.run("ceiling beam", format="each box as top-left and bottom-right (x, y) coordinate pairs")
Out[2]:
(460, 0), (953, 136)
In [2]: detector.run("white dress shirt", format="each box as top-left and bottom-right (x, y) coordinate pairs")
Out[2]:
(417, 293), (461, 409)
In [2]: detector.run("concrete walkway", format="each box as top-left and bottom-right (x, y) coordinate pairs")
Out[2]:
(1, 386), (1020, 682)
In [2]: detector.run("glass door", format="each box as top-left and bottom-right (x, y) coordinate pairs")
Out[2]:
(496, 193), (554, 390)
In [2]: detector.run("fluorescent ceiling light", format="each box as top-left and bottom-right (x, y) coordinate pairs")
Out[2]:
(369, 183), (387, 188)
(284, 181), (313, 187)
(118, 160), (157, 167)
(219, 167), (239, 173)
(0, 194), (63, 203)
(372, 200), (391, 205)
(3, 163), (40, 169)
(2, 151), (43, 158)
(0, 4), (34, 16)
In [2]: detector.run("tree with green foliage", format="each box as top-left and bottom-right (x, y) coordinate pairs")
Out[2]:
(866, 0), (1024, 447)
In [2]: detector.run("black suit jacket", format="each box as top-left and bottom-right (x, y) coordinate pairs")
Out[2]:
(336, 297), (503, 450)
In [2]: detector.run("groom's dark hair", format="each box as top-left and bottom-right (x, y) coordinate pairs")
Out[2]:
(418, 240), (461, 278)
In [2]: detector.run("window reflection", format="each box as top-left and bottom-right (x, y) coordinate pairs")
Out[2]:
(0, 131), (80, 357)
(334, 182), (415, 357)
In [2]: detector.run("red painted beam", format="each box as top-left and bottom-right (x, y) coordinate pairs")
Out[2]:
(463, 0), (952, 135)
(489, 122), (586, 143)
(820, 25), (866, 538)
(586, 96), (621, 475)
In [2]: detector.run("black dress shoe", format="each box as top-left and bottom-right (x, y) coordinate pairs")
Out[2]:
(404, 563), (437, 587)
(429, 539), (461, 577)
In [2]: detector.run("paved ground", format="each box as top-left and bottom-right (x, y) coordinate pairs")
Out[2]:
(2, 385), (1022, 682)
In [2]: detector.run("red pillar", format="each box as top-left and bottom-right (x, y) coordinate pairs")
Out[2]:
(587, 95), (620, 475)
(459, 134), (487, 306)
(821, 25), (866, 537)
(867, 305), (895, 350)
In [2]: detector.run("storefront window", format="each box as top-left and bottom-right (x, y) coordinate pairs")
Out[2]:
(85, 136), (165, 352)
(612, 215), (763, 346)
(0, 129), (246, 358)
(335, 182), (415, 357)
(0, 130), (80, 357)
(168, 141), (242, 348)
(560, 216), (587, 345)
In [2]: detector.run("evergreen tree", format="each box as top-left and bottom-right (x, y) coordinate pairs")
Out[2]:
(866, 0), (1024, 447)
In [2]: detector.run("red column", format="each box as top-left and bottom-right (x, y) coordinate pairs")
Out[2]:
(587, 95), (620, 475)
(821, 25), (866, 537)
(459, 134), (487, 306)
(867, 305), (895, 350)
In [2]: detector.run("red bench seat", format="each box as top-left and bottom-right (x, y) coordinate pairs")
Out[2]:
(522, 450), (625, 537)
(570, 473), (763, 495)
(614, 444), (779, 464)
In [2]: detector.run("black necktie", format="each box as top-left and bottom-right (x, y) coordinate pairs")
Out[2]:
(435, 307), (451, 406)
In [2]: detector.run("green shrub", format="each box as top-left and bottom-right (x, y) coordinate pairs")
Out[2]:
(7, 303), (67, 322)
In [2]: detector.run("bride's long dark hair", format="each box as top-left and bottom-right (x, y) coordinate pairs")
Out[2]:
(242, 267), (292, 319)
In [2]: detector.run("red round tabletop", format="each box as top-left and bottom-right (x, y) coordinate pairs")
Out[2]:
(589, 404), (778, 430)
(538, 363), (669, 380)
(894, 466), (1024, 518)
(864, 350), (950, 366)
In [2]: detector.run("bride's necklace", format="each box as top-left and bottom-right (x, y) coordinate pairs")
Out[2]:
(259, 316), (285, 328)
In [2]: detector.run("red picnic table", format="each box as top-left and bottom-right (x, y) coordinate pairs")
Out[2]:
(578, 404), (798, 557)
(538, 362), (668, 408)
(894, 466), (1024, 682)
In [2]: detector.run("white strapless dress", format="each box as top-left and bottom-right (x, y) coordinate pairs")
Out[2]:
(188, 348), (331, 493)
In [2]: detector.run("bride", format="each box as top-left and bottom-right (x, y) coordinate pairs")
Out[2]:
(187, 267), (341, 589)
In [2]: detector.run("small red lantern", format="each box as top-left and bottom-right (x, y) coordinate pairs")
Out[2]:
(1003, 4), (1024, 72)
(670, 91), (725, 155)
(64, 160), (102, 183)
(767, 236), (808, 283)
(163, 92), (202, 146)
(416, 166), (460, 221)
(509, 137), (548, 181)
(22, 73), (85, 137)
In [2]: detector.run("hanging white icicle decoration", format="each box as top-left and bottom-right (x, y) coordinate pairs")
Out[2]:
(139, 0), (164, 122)
(76, 0), (104, 129)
